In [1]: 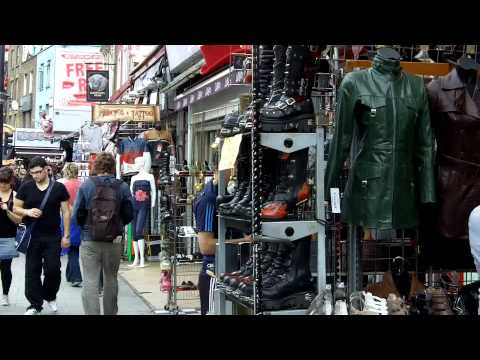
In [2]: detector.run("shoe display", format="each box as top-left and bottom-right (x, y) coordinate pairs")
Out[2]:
(387, 294), (409, 315)
(260, 45), (314, 132)
(428, 287), (454, 315)
(334, 300), (349, 315)
(261, 149), (311, 220)
(1, 294), (9, 306)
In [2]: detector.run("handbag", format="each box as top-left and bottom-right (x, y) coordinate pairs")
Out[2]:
(15, 180), (54, 254)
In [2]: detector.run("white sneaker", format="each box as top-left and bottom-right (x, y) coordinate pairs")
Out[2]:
(128, 261), (139, 268)
(334, 300), (349, 315)
(1, 295), (9, 306)
(24, 308), (41, 315)
(47, 300), (58, 312)
(363, 292), (388, 315)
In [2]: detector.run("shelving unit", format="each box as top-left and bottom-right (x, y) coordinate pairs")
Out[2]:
(214, 45), (329, 315)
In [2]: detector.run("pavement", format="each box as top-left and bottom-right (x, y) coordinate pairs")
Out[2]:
(0, 254), (153, 315)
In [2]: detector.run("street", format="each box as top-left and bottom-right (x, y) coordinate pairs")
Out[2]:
(0, 254), (153, 315)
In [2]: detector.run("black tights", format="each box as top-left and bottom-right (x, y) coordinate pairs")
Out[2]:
(0, 259), (12, 296)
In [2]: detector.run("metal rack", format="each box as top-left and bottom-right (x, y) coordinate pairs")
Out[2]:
(214, 45), (329, 315)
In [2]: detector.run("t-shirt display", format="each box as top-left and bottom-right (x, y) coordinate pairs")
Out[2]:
(81, 125), (103, 153)
(16, 180), (70, 239)
(118, 137), (149, 175)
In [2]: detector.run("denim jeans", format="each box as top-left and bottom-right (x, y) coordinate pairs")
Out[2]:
(66, 246), (82, 283)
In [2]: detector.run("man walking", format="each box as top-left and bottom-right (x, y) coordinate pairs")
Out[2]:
(72, 152), (134, 315)
(14, 156), (71, 315)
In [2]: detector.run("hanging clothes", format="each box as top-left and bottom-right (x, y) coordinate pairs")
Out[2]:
(118, 137), (149, 175)
(81, 125), (103, 153)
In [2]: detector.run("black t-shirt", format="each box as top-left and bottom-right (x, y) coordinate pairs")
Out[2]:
(16, 180), (69, 239)
(0, 191), (17, 238)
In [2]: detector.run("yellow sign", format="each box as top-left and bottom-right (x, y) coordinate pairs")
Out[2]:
(219, 134), (243, 171)
(92, 104), (159, 123)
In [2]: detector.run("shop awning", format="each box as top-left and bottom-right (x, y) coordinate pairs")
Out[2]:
(109, 78), (133, 102)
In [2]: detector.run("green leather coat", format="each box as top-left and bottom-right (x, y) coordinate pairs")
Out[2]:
(325, 57), (436, 229)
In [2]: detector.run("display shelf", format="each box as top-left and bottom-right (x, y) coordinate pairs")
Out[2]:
(218, 214), (252, 233)
(216, 285), (254, 311)
(261, 221), (322, 241)
(260, 132), (317, 153)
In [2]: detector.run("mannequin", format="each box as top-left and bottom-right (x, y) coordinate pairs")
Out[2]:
(129, 157), (156, 268)
(325, 47), (435, 230)
(426, 57), (480, 240)
(116, 135), (152, 179)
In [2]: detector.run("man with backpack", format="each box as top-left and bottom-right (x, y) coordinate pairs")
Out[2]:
(72, 152), (134, 315)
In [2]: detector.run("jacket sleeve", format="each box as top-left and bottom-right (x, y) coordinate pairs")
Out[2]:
(324, 74), (357, 199)
(415, 83), (436, 203)
(120, 183), (135, 225)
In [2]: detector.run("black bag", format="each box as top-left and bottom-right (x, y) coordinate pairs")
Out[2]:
(16, 180), (54, 254)
(87, 177), (123, 242)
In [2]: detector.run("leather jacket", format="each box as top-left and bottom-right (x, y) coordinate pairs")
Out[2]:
(427, 68), (480, 239)
(325, 56), (436, 229)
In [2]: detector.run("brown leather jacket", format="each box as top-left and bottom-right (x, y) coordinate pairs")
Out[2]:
(427, 68), (480, 239)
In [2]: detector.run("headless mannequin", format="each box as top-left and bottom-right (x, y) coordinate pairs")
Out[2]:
(128, 157), (156, 268)
(116, 135), (152, 179)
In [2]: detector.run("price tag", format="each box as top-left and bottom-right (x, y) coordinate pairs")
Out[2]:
(330, 188), (341, 214)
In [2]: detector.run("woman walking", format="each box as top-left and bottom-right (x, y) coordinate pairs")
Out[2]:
(0, 167), (22, 306)
(59, 163), (83, 287)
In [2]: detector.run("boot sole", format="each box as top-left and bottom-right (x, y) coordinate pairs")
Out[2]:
(262, 291), (315, 311)
(259, 115), (315, 133)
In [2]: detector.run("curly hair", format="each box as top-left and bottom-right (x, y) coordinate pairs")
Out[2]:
(94, 152), (116, 175)
(62, 162), (79, 179)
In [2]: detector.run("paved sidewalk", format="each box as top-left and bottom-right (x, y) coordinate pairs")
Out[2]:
(0, 254), (152, 315)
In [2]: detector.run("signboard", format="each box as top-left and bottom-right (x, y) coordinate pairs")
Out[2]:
(54, 49), (105, 110)
(174, 69), (248, 110)
(92, 104), (159, 123)
(86, 70), (109, 102)
(219, 134), (243, 171)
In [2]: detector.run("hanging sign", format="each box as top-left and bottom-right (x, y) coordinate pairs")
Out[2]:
(219, 134), (243, 171)
(86, 70), (109, 102)
(92, 104), (159, 123)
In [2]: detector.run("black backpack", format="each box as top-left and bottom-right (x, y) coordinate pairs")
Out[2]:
(87, 177), (123, 242)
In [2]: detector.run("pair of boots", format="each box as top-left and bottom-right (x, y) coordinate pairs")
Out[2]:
(218, 178), (252, 219)
(259, 45), (314, 132)
(128, 239), (147, 268)
(261, 149), (311, 221)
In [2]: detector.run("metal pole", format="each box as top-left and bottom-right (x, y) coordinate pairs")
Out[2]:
(0, 44), (5, 167)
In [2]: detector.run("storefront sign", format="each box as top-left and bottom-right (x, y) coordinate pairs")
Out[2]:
(86, 70), (109, 102)
(92, 104), (159, 123)
(175, 70), (247, 110)
(54, 49), (105, 110)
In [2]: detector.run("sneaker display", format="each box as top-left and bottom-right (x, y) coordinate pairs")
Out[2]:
(1, 295), (9, 306)
(24, 308), (41, 315)
(334, 300), (349, 315)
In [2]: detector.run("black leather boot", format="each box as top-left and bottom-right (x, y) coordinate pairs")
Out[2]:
(261, 45), (287, 114)
(229, 183), (252, 218)
(262, 237), (315, 310)
(219, 180), (249, 216)
(260, 45), (314, 132)
(261, 149), (310, 220)
(220, 112), (241, 138)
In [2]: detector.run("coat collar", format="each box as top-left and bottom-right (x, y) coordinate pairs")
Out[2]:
(439, 68), (480, 119)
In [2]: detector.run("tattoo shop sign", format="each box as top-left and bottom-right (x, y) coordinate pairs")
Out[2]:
(92, 104), (160, 123)
(174, 69), (247, 111)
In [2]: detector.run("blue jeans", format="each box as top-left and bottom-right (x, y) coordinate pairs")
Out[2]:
(66, 246), (82, 283)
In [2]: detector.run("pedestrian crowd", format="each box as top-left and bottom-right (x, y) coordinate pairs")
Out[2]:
(0, 153), (134, 315)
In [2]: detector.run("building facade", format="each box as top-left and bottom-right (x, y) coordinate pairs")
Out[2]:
(6, 45), (38, 128)
(35, 45), (104, 132)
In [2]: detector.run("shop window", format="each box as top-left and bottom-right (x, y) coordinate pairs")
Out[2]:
(46, 61), (51, 88)
(39, 64), (44, 91)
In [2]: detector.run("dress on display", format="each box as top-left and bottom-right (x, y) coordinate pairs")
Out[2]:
(132, 180), (151, 241)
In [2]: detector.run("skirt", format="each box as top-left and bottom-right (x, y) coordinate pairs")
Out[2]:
(0, 237), (19, 260)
